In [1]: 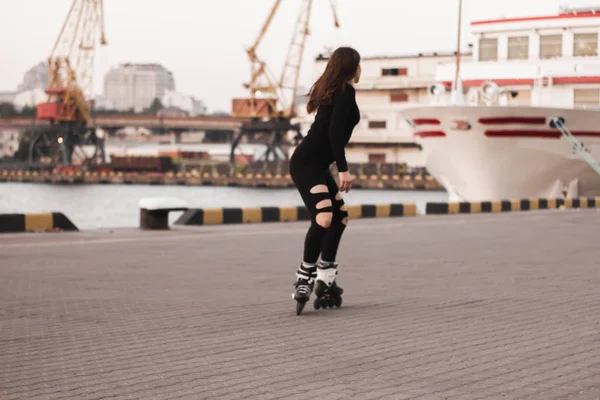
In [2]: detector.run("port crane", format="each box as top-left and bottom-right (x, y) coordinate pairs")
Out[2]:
(230, 0), (340, 164)
(29, 0), (107, 167)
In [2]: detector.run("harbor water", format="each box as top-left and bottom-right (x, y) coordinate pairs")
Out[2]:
(1, 183), (448, 230)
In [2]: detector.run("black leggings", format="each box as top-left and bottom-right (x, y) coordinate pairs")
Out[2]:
(290, 162), (349, 264)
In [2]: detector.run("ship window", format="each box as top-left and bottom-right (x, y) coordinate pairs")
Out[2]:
(382, 68), (407, 76)
(369, 120), (387, 129)
(539, 34), (562, 59)
(573, 33), (598, 57)
(390, 92), (408, 102)
(574, 88), (600, 107)
(507, 36), (529, 60)
(478, 38), (498, 61)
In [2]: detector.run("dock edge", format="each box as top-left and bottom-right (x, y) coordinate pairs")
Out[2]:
(174, 203), (418, 225)
(0, 212), (79, 233)
(426, 197), (600, 214)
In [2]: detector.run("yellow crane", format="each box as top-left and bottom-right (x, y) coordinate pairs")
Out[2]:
(36, 0), (107, 125)
(233, 0), (340, 119)
(31, 0), (107, 167)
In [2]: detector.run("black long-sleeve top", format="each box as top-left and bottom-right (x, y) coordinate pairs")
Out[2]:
(293, 83), (360, 172)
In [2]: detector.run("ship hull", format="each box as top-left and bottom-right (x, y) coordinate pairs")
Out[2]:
(402, 105), (600, 201)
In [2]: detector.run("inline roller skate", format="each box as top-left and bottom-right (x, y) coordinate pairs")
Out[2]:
(313, 261), (343, 310)
(292, 263), (316, 315)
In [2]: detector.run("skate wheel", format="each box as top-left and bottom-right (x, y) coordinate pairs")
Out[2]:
(296, 301), (306, 315)
(313, 298), (321, 310)
(335, 296), (342, 308)
(327, 297), (335, 308)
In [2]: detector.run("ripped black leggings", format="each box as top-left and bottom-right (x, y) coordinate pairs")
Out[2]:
(290, 161), (349, 264)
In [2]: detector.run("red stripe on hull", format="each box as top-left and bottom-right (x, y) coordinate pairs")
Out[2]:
(486, 130), (560, 138)
(569, 131), (600, 137)
(415, 131), (446, 138)
(478, 117), (547, 125)
(554, 76), (600, 84)
(485, 130), (600, 138)
(412, 118), (440, 125)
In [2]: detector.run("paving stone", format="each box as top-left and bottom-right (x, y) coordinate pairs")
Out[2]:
(1, 210), (600, 399)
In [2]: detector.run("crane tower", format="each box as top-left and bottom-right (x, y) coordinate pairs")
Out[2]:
(30, 0), (107, 167)
(230, 0), (340, 164)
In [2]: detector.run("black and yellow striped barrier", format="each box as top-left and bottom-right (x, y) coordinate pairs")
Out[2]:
(426, 197), (600, 215)
(0, 212), (78, 233)
(175, 203), (417, 226)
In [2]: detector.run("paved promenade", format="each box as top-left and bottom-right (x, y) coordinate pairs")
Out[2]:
(1, 209), (600, 399)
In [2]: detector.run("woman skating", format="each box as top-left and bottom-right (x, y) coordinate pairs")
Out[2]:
(289, 46), (361, 314)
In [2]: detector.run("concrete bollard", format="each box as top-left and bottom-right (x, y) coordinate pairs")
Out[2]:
(138, 197), (189, 230)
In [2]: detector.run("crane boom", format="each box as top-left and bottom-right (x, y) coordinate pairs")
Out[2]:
(37, 0), (107, 124)
(277, 0), (314, 117)
(233, 0), (340, 119)
(248, 0), (282, 54)
(278, 0), (338, 117)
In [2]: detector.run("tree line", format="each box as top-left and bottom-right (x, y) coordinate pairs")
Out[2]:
(0, 103), (36, 117)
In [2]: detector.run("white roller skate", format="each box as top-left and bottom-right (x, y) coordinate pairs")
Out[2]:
(292, 263), (317, 315)
(313, 261), (343, 310)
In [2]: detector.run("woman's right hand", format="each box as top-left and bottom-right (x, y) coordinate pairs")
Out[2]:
(338, 171), (353, 193)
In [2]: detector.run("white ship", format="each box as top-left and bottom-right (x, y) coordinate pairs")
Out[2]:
(402, 5), (600, 201)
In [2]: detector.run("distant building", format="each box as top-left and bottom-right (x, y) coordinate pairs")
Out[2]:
(103, 63), (175, 112)
(0, 63), (47, 113)
(161, 91), (207, 116)
(12, 88), (47, 110)
(17, 62), (48, 92)
(93, 95), (116, 111)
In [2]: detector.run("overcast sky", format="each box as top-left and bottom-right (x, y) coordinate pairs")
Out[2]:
(1, 0), (598, 112)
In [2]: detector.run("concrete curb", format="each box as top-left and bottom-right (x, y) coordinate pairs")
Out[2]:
(174, 203), (417, 226)
(0, 212), (79, 233)
(426, 197), (600, 215)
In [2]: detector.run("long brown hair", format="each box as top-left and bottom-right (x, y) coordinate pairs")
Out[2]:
(306, 47), (361, 114)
